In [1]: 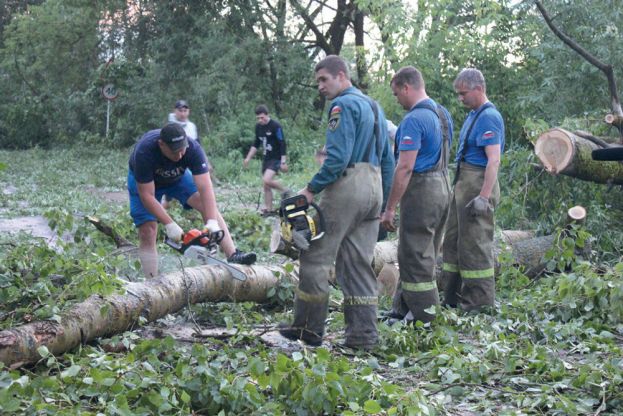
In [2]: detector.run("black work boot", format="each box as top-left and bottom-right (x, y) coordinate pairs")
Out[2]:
(402, 289), (440, 324)
(378, 310), (405, 322)
(227, 249), (257, 265)
(344, 304), (378, 350)
(278, 297), (327, 347)
(277, 323), (322, 346)
(442, 272), (461, 308)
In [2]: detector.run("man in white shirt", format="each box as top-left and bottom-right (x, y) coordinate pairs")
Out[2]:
(168, 100), (199, 142)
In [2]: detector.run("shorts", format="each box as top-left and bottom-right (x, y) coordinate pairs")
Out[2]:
(262, 159), (281, 174)
(128, 169), (197, 227)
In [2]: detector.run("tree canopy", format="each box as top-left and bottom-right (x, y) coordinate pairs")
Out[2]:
(0, 0), (621, 151)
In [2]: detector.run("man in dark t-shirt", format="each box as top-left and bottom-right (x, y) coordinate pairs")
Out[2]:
(128, 123), (256, 278)
(243, 105), (288, 214)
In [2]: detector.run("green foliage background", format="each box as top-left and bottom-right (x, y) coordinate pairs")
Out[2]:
(1, 0), (623, 414)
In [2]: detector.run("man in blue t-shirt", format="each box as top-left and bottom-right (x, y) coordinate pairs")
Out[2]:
(380, 66), (453, 324)
(441, 68), (505, 311)
(128, 123), (256, 278)
(243, 105), (288, 214)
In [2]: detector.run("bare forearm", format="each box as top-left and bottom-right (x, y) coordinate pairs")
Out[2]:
(196, 182), (219, 221)
(480, 159), (500, 199)
(140, 194), (173, 224)
(245, 147), (258, 161)
(385, 165), (412, 212)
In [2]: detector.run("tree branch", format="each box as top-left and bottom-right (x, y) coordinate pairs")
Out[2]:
(573, 130), (613, 149)
(534, 0), (623, 118)
(290, 0), (333, 54)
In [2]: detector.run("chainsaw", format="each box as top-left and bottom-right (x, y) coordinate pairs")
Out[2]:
(278, 194), (326, 251)
(164, 229), (247, 281)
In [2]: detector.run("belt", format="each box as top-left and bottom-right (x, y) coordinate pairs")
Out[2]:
(413, 169), (447, 177)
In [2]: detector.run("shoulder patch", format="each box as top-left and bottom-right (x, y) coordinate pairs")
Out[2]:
(482, 131), (496, 140)
(328, 106), (341, 131)
(401, 136), (413, 145)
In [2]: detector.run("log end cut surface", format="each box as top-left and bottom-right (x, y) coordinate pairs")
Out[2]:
(535, 128), (574, 173)
(568, 206), (587, 223)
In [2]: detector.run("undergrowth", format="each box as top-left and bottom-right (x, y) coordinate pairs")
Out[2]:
(1, 144), (622, 414)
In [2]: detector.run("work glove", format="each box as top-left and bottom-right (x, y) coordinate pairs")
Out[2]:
(204, 219), (221, 233)
(164, 221), (184, 242)
(465, 195), (493, 217)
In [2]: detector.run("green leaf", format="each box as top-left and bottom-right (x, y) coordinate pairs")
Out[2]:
(37, 346), (50, 358)
(348, 402), (360, 411)
(364, 400), (382, 414)
(180, 390), (191, 404)
(60, 364), (81, 379)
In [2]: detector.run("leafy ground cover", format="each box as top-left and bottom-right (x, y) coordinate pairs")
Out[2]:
(0, 146), (622, 415)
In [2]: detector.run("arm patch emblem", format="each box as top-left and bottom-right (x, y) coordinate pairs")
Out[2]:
(482, 131), (496, 140)
(328, 106), (341, 131)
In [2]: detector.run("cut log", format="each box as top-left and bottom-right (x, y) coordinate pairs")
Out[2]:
(605, 113), (623, 132)
(534, 128), (623, 184)
(1, 214), (588, 368)
(567, 206), (586, 224)
(495, 206), (589, 278)
(1, 213), (585, 368)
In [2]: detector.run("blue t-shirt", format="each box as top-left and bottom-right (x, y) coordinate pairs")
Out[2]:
(128, 129), (210, 188)
(455, 103), (505, 167)
(395, 98), (453, 173)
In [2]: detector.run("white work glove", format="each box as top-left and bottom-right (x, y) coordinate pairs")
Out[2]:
(204, 219), (221, 233)
(164, 222), (184, 242)
(465, 196), (493, 217)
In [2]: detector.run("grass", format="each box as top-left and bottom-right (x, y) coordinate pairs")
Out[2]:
(0, 145), (622, 415)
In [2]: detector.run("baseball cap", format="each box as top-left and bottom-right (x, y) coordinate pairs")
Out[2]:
(160, 123), (188, 151)
(175, 100), (189, 109)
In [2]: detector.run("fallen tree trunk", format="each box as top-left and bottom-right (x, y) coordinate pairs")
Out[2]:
(0, 263), (294, 369)
(0, 241), (401, 368)
(534, 128), (623, 184)
(373, 208), (587, 291)
(2, 209), (586, 368)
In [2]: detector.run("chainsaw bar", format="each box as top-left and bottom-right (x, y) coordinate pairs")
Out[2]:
(164, 231), (247, 281)
(184, 246), (247, 281)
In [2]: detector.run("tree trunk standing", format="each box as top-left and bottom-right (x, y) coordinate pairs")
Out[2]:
(353, 9), (367, 90)
(535, 128), (623, 184)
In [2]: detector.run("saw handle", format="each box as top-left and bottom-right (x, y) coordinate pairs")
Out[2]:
(309, 202), (326, 239)
(164, 229), (224, 253)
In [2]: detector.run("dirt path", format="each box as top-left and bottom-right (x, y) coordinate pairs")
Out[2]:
(0, 215), (69, 247)
(0, 182), (256, 247)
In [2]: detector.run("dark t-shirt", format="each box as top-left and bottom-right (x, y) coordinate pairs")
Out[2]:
(254, 119), (286, 161)
(128, 129), (210, 188)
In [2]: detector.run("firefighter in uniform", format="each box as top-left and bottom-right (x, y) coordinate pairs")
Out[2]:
(279, 55), (395, 348)
(380, 66), (453, 323)
(442, 68), (505, 311)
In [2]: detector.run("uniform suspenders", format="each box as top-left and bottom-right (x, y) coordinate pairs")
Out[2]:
(453, 102), (494, 185)
(342, 92), (382, 164)
(406, 100), (451, 173)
